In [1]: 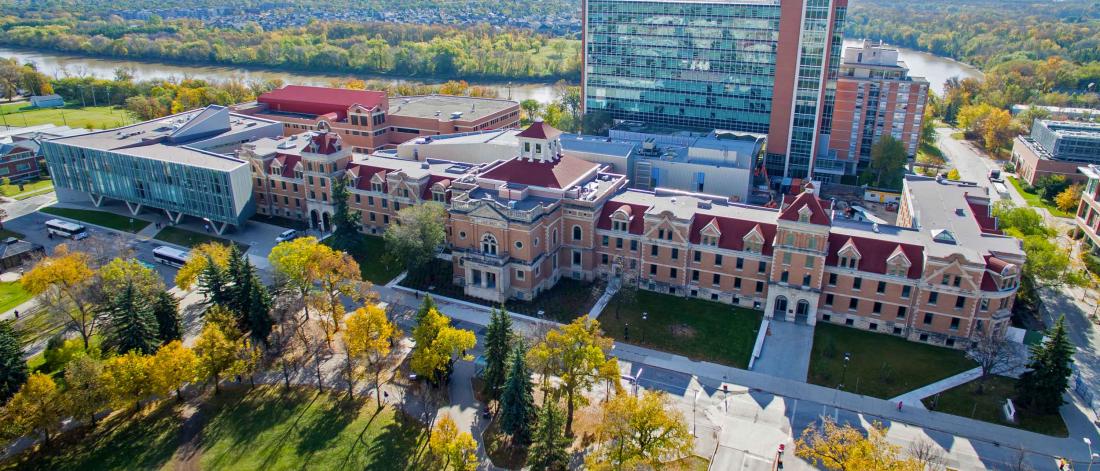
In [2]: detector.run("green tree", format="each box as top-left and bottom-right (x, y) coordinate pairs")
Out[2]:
(528, 401), (570, 471)
(1035, 175), (1070, 203)
(0, 320), (27, 403)
(861, 135), (908, 190)
(62, 355), (110, 426)
(330, 176), (362, 250)
(520, 99), (541, 122)
(1016, 316), (1075, 414)
(152, 291), (182, 344)
(481, 305), (513, 402)
(102, 281), (160, 355)
(528, 317), (617, 436)
(197, 253), (232, 308)
(499, 340), (535, 443)
(226, 247), (273, 346)
(384, 202), (447, 272)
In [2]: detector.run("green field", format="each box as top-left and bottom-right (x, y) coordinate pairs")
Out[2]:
(327, 235), (403, 284)
(153, 226), (247, 252)
(808, 322), (977, 399)
(923, 375), (1068, 436)
(0, 179), (53, 200)
(0, 280), (31, 314)
(1006, 176), (1073, 218)
(1, 386), (429, 471)
(0, 104), (134, 130)
(599, 290), (763, 369)
(39, 206), (151, 233)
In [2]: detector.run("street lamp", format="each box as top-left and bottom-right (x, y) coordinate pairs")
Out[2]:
(1085, 437), (1096, 471)
(839, 352), (851, 390)
(641, 311), (648, 343)
(624, 322), (630, 341)
(692, 388), (701, 436)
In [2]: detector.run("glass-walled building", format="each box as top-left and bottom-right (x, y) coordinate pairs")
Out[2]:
(41, 106), (282, 233)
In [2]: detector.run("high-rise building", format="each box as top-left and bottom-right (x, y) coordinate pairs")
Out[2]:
(581, 0), (848, 181)
(826, 40), (929, 178)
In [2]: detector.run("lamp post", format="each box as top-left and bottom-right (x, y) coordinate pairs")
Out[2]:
(641, 311), (648, 343)
(1085, 437), (1096, 471)
(692, 388), (701, 436)
(839, 352), (851, 390)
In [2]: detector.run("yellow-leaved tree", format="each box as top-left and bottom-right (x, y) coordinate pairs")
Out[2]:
(585, 390), (694, 470)
(344, 304), (398, 407)
(429, 413), (478, 471)
(63, 355), (111, 427)
(99, 257), (166, 302)
(308, 245), (365, 344)
(193, 317), (247, 394)
(103, 350), (154, 412)
(528, 317), (617, 437)
(1055, 183), (1083, 213)
(151, 340), (198, 401)
(21, 246), (98, 350)
(269, 236), (326, 321)
(3, 372), (64, 445)
(796, 418), (922, 471)
(174, 242), (231, 290)
(410, 307), (476, 385)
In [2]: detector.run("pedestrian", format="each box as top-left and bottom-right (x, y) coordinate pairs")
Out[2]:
(13, 310), (18, 319)
(897, 400), (903, 411)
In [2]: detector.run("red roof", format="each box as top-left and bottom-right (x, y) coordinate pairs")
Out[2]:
(265, 154), (301, 178)
(309, 132), (342, 154)
(516, 120), (563, 140)
(596, 201), (650, 235)
(778, 191), (831, 225)
(421, 175), (452, 201)
(258, 85), (386, 121)
(967, 200), (1001, 234)
(480, 155), (598, 189)
(345, 162), (388, 192)
(688, 215), (777, 255)
(824, 234), (923, 279)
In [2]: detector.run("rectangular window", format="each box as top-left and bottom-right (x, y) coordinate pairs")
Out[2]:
(694, 251), (702, 263)
(828, 273), (837, 286)
(955, 296), (966, 309)
(755, 281), (764, 293)
(928, 292), (938, 305)
(382, 199), (388, 208)
(736, 257), (744, 269)
(650, 264), (657, 275)
(825, 294), (834, 306)
(980, 298), (989, 311)
(692, 270), (699, 281)
(572, 250), (581, 266)
(849, 298), (859, 310)
(873, 302), (882, 314)
(630, 240), (638, 251)
(803, 274), (811, 286)
(782, 252), (791, 265)
(715, 254), (723, 266)
(616, 238), (623, 249)
(950, 317), (960, 330)
(804, 257), (814, 269)
(516, 269), (525, 280)
(901, 285), (911, 298)
(758, 261), (767, 274)
(712, 273), (721, 285)
(780, 271), (789, 283)
(601, 254), (609, 265)
(853, 277), (862, 290)
(650, 245), (658, 257)
(923, 313), (934, 325)
(734, 277), (742, 289)
(953, 276), (962, 287)
(368, 196), (374, 205)
(671, 248), (679, 260)
(897, 306), (907, 319)
(877, 281), (886, 294)
(602, 235), (609, 247)
(670, 268), (678, 279)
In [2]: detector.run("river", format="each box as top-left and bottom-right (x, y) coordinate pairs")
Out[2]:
(0, 42), (978, 104)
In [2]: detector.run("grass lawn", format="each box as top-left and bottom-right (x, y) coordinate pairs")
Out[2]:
(1006, 176), (1073, 218)
(153, 226), (248, 252)
(399, 258), (602, 322)
(0, 104), (134, 130)
(1, 386), (429, 471)
(0, 179), (53, 199)
(0, 280), (31, 313)
(808, 322), (977, 399)
(250, 213), (310, 230)
(599, 289), (763, 369)
(325, 235), (403, 284)
(923, 375), (1068, 437)
(38, 206), (151, 233)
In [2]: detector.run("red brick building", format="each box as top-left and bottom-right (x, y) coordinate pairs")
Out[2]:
(234, 85), (521, 154)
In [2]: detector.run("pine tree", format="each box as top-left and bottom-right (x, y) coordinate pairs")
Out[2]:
(1016, 316), (1075, 413)
(225, 245), (248, 320)
(197, 254), (231, 308)
(330, 176), (362, 250)
(0, 320), (28, 403)
(481, 305), (513, 401)
(244, 269), (274, 346)
(415, 294), (437, 325)
(528, 401), (570, 471)
(152, 291), (182, 344)
(103, 281), (159, 355)
(499, 340), (535, 443)
(225, 247), (274, 346)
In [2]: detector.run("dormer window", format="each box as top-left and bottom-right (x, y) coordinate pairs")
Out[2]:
(269, 164), (281, 176)
(612, 220), (628, 232)
(797, 205), (812, 223)
(433, 190), (446, 203)
(1000, 275), (1018, 290)
(294, 169), (303, 179)
(744, 241), (762, 253)
(372, 182), (383, 193)
(839, 256), (858, 269)
(701, 235), (719, 247)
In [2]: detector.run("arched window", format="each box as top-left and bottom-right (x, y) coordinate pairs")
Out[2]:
(481, 234), (498, 255)
(573, 225), (582, 241)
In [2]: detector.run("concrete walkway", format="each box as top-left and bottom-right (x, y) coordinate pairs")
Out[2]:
(890, 367), (983, 409)
(750, 319), (813, 382)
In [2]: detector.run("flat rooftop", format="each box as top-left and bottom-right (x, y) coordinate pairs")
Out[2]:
(49, 106), (276, 171)
(388, 95), (517, 122)
(901, 176), (1023, 262)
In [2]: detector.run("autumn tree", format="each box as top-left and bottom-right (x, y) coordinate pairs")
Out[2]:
(197, 254), (232, 308)
(63, 355), (110, 426)
(308, 245), (363, 343)
(3, 373), (64, 445)
(103, 351), (154, 412)
(1054, 184), (1083, 213)
(499, 340), (535, 443)
(174, 242), (231, 290)
(429, 413), (478, 471)
(410, 306), (476, 384)
(967, 332), (1021, 394)
(861, 135), (908, 190)
(269, 236), (326, 320)
(152, 291), (182, 344)
(946, 168), (961, 181)
(22, 247), (99, 350)
(384, 202), (447, 272)
(344, 304), (398, 407)
(151, 340), (197, 401)
(585, 390), (694, 470)
(102, 281), (160, 355)
(796, 418), (921, 471)
(528, 317), (616, 436)
(481, 305), (513, 402)
(98, 257), (166, 304)
(194, 312), (247, 394)
(0, 320), (27, 403)
(527, 401), (570, 471)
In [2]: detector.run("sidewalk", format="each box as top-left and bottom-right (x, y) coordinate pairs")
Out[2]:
(890, 367), (982, 409)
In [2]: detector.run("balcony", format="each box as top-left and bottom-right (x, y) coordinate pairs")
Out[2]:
(455, 247), (510, 267)
(450, 194), (544, 223)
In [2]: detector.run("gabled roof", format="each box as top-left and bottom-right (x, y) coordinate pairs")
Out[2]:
(421, 175), (452, 201)
(516, 119), (563, 140)
(825, 233), (924, 279)
(596, 201), (650, 235)
(309, 132), (342, 154)
(967, 200), (1001, 234)
(345, 162), (389, 192)
(688, 215), (777, 255)
(265, 153), (302, 178)
(778, 191), (831, 225)
(479, 154), (598, 189)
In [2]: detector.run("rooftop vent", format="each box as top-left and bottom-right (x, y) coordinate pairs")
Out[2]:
(697, 200), (712, 209)
(955, 208), (966, 216)
(420, 162), (429, 169)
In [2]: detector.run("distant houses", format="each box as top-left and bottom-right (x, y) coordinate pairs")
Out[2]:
(29, 95), (64, 108)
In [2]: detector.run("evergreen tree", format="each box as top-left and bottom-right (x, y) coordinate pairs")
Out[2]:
(225, 247), (274, 346)
(103, 281), (159, 355)
(499, 340), (535, 443)
(1016, 316), (1075, 413)
(415, 294), (437, 325)
(244, 268), (274, 346)
(225, 245), (248, 319)
(330, 176), (362, 250)
(0, 320), (27, 403)
(152, 291), (182, 344)
(481, 305), (513, 401)
(197, 254), (231, 308)
(528, 401), (570, 471)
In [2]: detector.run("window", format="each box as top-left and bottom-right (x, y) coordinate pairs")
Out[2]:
(612, 220), (628, 232)
(458, 231), (466, 240)
(481, 234), (498, 255)
(658, 229), (665, 239)
(693, 251), (701, 262)
(572, 250), (581, 265)
(736, 257), (743, 269)
(901, 285), (911, 298)
(650, 264), (657, 275)
(701, 234), (718, 246)
(873, 302), (882, 314)
(755, 281), (764, 293)
(650, 245), (659, 257)
(758, 261), (767, 274)
(980, 298), (989, 311)
(572, 226), (582, 241)
(713, 273), (721, 285)
(670, 268), (678, 279)
(601, 254), (609, 265)
(877, 281), (886, 294)
(692, 270), (699, 281)
(381, 199), (388, 208)
(734, 277), (742, 289)
(516, 269), (525, 280)
(950, 317), (960, 330)
(923, 313), (934, 325)
(953, 276), (962, 287)
(602, 235), (609, 247)
(804, 257), (814, 269)
(897, 306), (907, 319)
(715, 254), (723, 266)
(825, 294), (834, 306)
(928, 292), (938, 305)
(616, 238), (623, 249)
(368, 196), (374, 205)
(941, 274), (950, 285)
(553, 229), (558, 245)
(630, 240), (638, 251)
(780, 271), (789, 283)
(852, 277), (862, 290)
(802, 274), (811, 286)
(828, 273), (837, 285)
(849, 298), (859, 310)
(515, 241), (524, 250)
(671, 248), (679, 260)
(955, 296), (966, 309)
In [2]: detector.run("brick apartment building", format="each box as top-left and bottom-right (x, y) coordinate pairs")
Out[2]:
(233, 85), (521, 154)
(246, 120), (1024, 348)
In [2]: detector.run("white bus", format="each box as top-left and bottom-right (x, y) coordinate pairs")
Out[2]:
(152, 246), (191, 268)
(45, 219), (88, 240)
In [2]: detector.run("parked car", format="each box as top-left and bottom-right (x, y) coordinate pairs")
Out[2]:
(275, 229), (299, 243)
(988, 168), (1003, 182)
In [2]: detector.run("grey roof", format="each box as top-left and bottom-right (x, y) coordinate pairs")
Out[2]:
(900, 176), (1023, 262)
(560, 134), (636, 158)
(388, 95), (517, 121)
